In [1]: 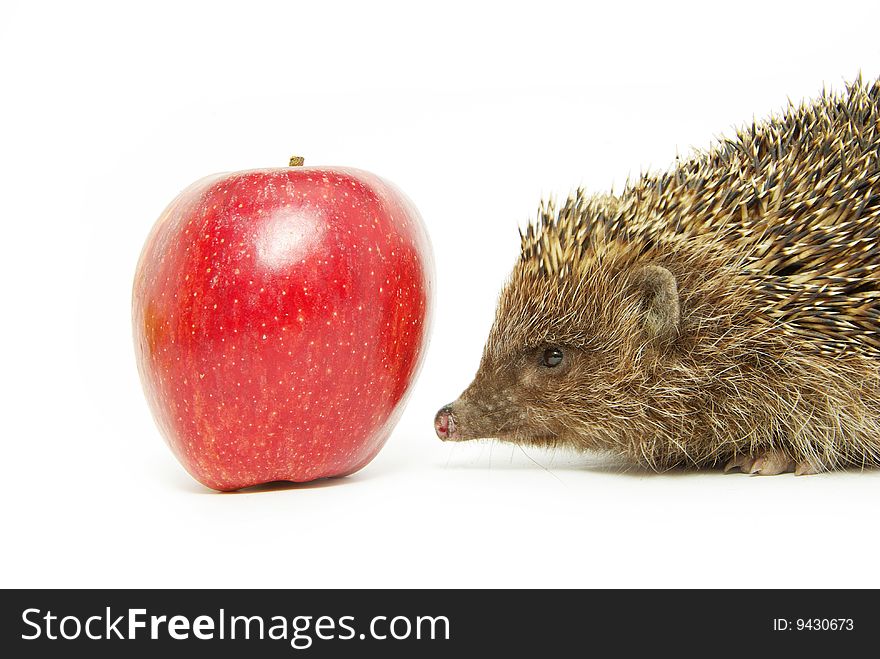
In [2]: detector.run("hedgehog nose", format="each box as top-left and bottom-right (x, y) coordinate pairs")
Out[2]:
(434, 405), (458, 441)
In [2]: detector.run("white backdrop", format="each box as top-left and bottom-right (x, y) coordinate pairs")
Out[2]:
(2, 0), (879, 588)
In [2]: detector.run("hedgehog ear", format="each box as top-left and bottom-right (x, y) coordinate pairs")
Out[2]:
(631, 265), (680, 340)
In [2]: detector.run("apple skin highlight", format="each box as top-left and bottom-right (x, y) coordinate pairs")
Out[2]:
(133, 166), (434, 491)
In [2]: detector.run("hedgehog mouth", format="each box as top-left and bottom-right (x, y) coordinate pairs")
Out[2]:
(437, 413), (456, 439)
(434, 405), (459, 440)
(497, 428), (559, 445)
(434, 402), (558, 444)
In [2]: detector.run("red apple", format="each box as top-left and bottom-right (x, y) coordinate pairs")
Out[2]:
(132, 162), (433, 491)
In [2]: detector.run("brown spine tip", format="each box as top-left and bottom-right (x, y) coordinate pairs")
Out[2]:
(288, 156), (305, 167)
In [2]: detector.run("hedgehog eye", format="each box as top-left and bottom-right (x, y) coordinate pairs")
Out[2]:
(541, 347), (564, 368)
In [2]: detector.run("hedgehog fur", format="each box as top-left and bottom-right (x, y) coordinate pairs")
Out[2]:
(435, 76), (880, 475)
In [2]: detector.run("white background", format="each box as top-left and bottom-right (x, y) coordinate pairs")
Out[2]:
(2, 0), (880, 589)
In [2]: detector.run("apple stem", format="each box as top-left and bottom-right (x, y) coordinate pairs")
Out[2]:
(288, 156), (305, 167)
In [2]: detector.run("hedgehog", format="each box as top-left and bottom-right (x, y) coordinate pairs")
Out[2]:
(434, 76), (880, 475)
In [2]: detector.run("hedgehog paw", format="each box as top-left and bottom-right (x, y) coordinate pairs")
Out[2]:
(794, 461), (822, 476)
(722, 454), (752, 473)
(724, 449), (795, 475)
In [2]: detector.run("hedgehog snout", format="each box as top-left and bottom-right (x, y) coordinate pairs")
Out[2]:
(434, 405), (458, 441)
